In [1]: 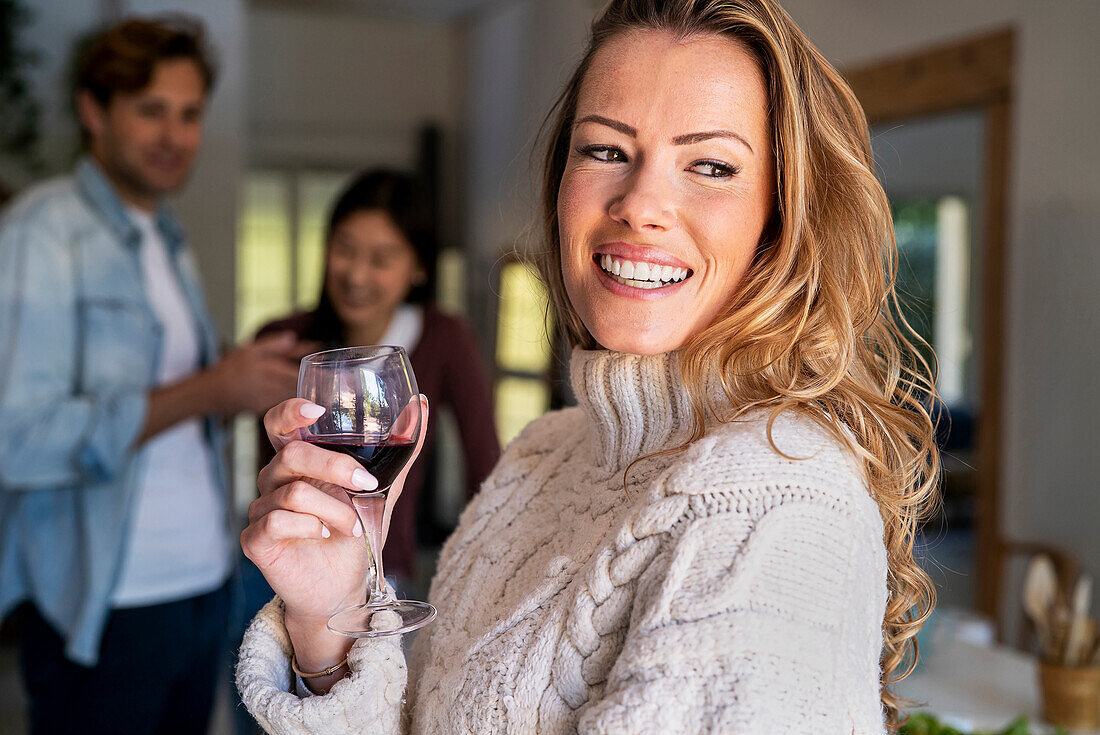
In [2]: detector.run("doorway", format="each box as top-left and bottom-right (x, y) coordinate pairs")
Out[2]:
(845, 29), (1014, 626)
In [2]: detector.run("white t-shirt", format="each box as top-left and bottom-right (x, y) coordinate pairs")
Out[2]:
(111, 206), (230, 607)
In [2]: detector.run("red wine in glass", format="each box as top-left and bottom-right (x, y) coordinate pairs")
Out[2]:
(298, 344), (436, 638)
(304, 435), (416, 493)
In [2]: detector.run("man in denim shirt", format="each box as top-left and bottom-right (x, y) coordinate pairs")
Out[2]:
(0, 18), (304, 734)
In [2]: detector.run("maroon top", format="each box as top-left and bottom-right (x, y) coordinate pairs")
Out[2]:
(257, 305), (501, 579)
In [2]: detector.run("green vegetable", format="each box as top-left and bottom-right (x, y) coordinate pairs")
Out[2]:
(898, 712), (1069, 735)
(898, 712), (966, 735)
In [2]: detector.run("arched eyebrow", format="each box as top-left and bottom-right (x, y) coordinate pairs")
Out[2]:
(574, 114), (754, 155)
(575, 114), (636, 137)
(671, 129), (753, 154)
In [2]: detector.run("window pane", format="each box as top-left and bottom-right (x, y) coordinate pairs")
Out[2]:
(237, 173), (293, 340)
(232, 417), (258, 518)
(297, 172), (354, 310)
(892, 196), (972, 404)
(436, 248), (466, 315)
(893, 197), (937, 355)
(933, 196), (970, 405)
(496, 376), (549, 445)
(234, 172), (293, 518)
(495, 262), (552, 373)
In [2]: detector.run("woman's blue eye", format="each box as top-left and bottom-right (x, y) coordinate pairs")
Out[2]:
(578, 145), (626, 163)
(691, 160), (740, 178)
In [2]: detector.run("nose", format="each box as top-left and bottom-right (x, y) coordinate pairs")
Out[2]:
(607, 166), (677, 232)
(343, 258), (374, 287)
(161, 116), (195, 149)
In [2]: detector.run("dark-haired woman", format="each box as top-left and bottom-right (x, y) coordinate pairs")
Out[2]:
(253, 170), (501, 589)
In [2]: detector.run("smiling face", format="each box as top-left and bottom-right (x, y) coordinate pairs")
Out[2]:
(79, 58), (207, 210)
(557, 29), (775, 355)
(325, 209), (423, 341)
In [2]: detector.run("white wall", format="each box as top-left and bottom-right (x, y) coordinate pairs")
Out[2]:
(246, 6), (464, 235)
(461, 0), (1100, 618)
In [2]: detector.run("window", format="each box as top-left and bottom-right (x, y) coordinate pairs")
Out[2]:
(233, 169), (355, 513)
(236, 170), (355, 341)
(236, 173), (292, 341)
(493, 260), (553, 445)
(893, 195), (972, 406)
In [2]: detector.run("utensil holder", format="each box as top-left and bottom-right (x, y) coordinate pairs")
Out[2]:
(1040, 660), (1100, 730)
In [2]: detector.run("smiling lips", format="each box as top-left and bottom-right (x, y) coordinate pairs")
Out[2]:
(595, 253), (692, 290)
(336, 289), (376, 309)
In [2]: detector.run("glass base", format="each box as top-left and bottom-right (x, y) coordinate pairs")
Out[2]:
(327, 599), (437, 638)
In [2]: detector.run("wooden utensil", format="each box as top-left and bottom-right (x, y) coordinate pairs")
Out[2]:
(1024, 554), (1060, 658)
(1074, 618), (1098, 665)
(1064, 574), (1094, 665)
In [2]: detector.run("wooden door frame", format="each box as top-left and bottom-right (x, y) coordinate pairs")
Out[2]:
(844, 29), (1015, 624)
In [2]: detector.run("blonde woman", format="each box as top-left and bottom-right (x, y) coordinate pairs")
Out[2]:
(236, 0), (939, 732)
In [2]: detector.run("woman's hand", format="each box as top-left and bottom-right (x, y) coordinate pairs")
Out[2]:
(240, 395), (428, 685)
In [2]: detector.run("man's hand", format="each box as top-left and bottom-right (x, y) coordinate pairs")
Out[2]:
(205, 331), (314, 417)
(137, 332), (316, 444)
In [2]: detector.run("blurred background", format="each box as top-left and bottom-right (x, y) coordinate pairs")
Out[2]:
(0, 0), (1097, 732)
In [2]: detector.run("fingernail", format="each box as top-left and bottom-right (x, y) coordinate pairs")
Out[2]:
(300, 403), (326, 419)
(353, 522), (363, 537)
(321, 524), (331, 539)
(352, 469), (377, 491)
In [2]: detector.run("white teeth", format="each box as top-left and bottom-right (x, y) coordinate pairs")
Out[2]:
(596, 253), (692, 289)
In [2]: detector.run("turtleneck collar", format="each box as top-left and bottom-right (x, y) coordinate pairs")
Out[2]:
(570, 348), (696, 471)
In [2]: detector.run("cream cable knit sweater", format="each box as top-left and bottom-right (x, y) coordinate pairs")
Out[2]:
(237, 349), (890, 734)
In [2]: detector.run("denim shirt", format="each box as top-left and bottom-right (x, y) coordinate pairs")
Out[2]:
(0, 158), (226, 665)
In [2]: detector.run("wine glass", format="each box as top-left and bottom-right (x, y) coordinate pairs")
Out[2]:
(297, 345), (437, 637)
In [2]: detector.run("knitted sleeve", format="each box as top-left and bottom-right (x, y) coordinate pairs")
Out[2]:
(576, 496), (887, 734)
(236, 598), (408, 735)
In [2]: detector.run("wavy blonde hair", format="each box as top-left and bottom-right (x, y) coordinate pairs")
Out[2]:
(534, 0), (940, 727)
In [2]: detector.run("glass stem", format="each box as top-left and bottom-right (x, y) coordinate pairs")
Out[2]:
(350, 490), (390, 603)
